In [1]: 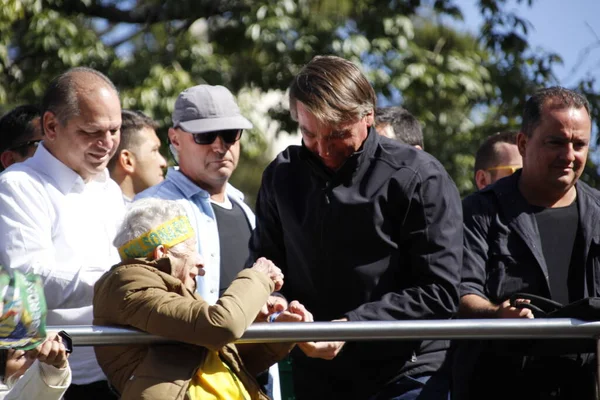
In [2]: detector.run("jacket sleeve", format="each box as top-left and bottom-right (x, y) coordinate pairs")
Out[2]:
(346, 161), (462, 321)
(460, 193), (493, 300)
(4, 360), (71, 400)
(94, 267), (274, 351)
(246, 163), (288, 271)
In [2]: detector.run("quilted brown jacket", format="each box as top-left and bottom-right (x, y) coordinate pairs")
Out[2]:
(93, 258), (293, 400)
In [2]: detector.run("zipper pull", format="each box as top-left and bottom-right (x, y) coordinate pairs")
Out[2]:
(411, 351), (417, 362)
(323, 181), (331, 205)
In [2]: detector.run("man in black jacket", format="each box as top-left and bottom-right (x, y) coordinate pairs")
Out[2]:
(247, 55), (463, 400)
(457, 86), (598, 399)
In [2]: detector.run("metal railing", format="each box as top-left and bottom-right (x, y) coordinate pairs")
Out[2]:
(50, 319), (600, 346)
(49, 319), (600, 398)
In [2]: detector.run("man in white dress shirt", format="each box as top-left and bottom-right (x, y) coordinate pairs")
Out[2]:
(0, 67), (125, 399)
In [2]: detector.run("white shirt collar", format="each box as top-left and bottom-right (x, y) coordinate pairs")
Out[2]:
(29, 143), (109, 194)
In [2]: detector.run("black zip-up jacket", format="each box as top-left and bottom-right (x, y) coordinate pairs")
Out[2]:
(461, 170), (600, 303)
(454, 171), (600, 400)
(248, 128), (463, 399)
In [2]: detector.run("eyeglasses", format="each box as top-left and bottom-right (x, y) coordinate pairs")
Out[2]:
(190, 129), (243, 145)
(486, 165), (520, 174)
(7, 139), (42, 152)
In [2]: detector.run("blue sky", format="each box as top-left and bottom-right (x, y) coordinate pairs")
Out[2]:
(454, 0), (600, 161)
(454, 0), (600, 88)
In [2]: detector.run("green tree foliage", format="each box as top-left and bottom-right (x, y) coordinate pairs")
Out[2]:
(1, 0), (598, 198)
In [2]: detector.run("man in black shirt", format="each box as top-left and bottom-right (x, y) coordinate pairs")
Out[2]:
(247, 55), (463, 399)
(457, 86), (600, 399)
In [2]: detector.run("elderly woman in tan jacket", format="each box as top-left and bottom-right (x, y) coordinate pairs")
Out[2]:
(93, 198), (306, 400)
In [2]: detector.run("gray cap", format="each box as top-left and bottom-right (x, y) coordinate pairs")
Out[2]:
(172, 85), (253, 133)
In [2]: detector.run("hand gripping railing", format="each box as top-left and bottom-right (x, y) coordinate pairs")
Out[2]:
(48, 319), (600, 397)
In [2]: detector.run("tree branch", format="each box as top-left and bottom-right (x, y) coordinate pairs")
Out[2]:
(106, 26), (147, 48)
(44, 0), (159, 24)
(43, 0), (248, 24)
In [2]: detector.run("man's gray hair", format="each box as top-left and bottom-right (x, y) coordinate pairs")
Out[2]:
(113, 198), (188, 249)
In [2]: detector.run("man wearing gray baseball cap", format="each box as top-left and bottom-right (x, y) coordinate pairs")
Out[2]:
(135, 84), (285, 400)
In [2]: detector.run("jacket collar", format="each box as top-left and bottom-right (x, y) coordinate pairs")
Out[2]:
(572, 181), (600, 296)
(490, 170), (600, 237)
(489, 171), (600, 292)
(117, 256), (173, 275)
(116, 256), (201, 293)
(573, 180), (600, 241)
(299, 126), (379, 184)
(489, 171), (548, 277)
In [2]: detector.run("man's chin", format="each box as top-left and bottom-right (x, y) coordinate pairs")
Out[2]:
(549, 173), (578, 190)
(77, 163), (108, 180)
(86, 155), (110, 168)
(147, 176), (165, 187)
(321, 159), (342, 171)
(211, 167), (234, 179)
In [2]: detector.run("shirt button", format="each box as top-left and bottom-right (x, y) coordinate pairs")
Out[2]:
(211, 253), (215, 258)
(210, 289), (215, 293)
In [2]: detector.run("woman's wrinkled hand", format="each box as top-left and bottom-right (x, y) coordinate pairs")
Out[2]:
(251, 257), (284, 291)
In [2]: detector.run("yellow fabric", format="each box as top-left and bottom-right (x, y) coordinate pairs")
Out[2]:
(188, 351), (250, 400)
(118, 215), (195, 259)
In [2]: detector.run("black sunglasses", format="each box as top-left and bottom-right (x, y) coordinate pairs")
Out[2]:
(8, 139), (42, 152)
(191, 129), (243, 145)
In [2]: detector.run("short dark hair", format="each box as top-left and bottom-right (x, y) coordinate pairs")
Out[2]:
(474, 131), (518, 179)
(41, 67), (118, 129)
(289, 55), (376, 125)
(375, 107), (424, 149)
(107, 109), (159, 172)
(521, 86), (590, 137)
(0, 104), (42, 155)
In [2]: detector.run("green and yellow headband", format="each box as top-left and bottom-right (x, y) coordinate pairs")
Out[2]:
(118, 215), (195, 260)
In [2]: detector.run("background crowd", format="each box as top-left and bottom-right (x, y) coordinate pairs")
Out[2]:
(1, 1), (600, 400)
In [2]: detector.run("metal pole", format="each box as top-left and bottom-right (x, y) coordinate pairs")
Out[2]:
(596, 337), (600, 400)
(49, 319), (600, 346)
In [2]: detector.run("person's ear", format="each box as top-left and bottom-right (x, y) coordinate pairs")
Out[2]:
(168, 128), (182, 151)
(0, 151), (16, 169)
(152, 245), (168, 260)
(475, 169), (491, 190)
(364, 110), (374, 127)
(119, 150), (135, 173)
(517, 131), (527, 158)
(42, 111), (59, 142)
